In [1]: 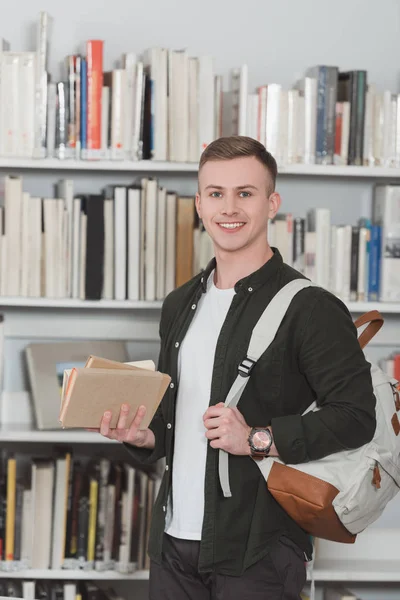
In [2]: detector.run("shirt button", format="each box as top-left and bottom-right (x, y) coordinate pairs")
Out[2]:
(170, 382), (175, 389)
(191, 304), (196, 310)
(175, 342), (179, 348)
(163, 505), (166, 512)
(248, 287), (253, 292)
(165, 465), (169, 471)
(167, 423), (172, 429)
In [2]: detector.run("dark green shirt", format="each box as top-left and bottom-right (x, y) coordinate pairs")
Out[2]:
(126, 248), (376, 576)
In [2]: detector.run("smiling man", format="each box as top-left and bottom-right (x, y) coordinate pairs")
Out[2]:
(98, 136), (376, 599)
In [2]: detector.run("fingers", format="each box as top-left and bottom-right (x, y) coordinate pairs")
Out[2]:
(100, 411), (112, 437)
(117, 403), (130, 429)
(203, 405), (226, 421)
(205, 427), (221, 440)
(204, 416), (223, 430)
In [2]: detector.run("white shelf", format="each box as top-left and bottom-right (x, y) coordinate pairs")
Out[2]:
(0, 297), (399, 314)
(312, 560), (400, 582)
(0, 426), (117, 443)
(0, 569), (149, 580)
(0, 158), (198, 173)
(1, 158), (400, 178)
(0, 297), (163, 309)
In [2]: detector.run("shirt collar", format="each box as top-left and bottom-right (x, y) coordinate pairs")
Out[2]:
(200, 247), (283, 294)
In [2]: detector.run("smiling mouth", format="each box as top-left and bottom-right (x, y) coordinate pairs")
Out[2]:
(218, 222), (246, 230)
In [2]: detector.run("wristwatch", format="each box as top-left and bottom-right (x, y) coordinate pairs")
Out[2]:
(248, 427), (273, 459)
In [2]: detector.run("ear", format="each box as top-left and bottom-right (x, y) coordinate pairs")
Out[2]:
(268, 192), (281, 220)
(195, 192), (201, 218)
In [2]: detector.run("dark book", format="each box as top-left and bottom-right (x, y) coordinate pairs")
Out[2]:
(338, 71), (367, 166)
(13, 481), (24, 560)
(292, 217), (305, 274)
(77, 470), (89, 562)
(142, 72), (152, 160)
(111, 463), (123, 561)
(306, 65), (338, 165)
(85, 194), (105, 300)
(95, 458), (111, 562)
(350, 226), (360, 301)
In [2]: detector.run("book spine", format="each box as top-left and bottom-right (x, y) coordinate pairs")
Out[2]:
(86, 40), (103, 150)
(80, 58), (87, 150)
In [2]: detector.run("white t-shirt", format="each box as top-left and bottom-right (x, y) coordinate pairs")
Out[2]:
(165, 273), (236, 540)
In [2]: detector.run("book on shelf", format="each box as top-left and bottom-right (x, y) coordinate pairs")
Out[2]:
(0, 174), (213, 302)
(268, 183), (400, 304)
(0, 11), (399, 169)
(59, 355), (170, 429)
(0, 581), (127, 599)
(0, 449), (159, 573)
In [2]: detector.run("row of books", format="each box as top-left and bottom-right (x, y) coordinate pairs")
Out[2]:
(0, 175), (213, 300)
(270, 184), (400, 303)
(0, 580), (118, 600)
(228, 64), (400, 168)
(0, 451), (159, 572)
(0, 12), (216, 162)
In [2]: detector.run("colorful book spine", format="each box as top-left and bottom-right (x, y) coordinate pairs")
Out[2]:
(86, 40), (103, 150)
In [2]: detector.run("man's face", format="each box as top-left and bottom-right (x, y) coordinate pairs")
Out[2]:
(196, 156), (280, 255)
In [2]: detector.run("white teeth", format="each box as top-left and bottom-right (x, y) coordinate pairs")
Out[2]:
(219, 222), (244, 229)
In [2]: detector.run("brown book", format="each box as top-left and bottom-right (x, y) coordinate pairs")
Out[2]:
(59, 363), (170, 429)
(175, 196), (195, 288)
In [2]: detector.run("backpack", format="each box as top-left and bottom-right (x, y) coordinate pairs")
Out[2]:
(218, 279), (400, 543)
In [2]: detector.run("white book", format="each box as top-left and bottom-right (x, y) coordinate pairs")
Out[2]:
(5, 175), (23, 296)
(51, 454), (70, 569)
(144, 179), (158, 301)
(21, 489), (33, 564)
(101, 85), (110, 152)
(382, 90), (393, 167)
(22, 581), (35, 600)
(278, 90), (289, 165)
(31, 460), (55, 569)
(315, 208), (331, 289)
(29, 197), (42, 298)
(214, 75), (223, 141)
(0, 234), (7, 297)
(34, 11), (52, 158)
(198, 55), (214, 157)
(110, 69), (126, 159)
(57, 179), (74, 297)
(79, 211), (87, 300)
(287, 90), (299, 164)
(156, 187), (167, 300)
(102, 198), (114, 300)
(165, 192), (177, 296)
(123, 52), (137, 154)
(294, 77), (317, 164)
(265, 84), (281, 161)
(168, 49), (189, 162)
(364, 83), (376, 166)
(63, 584), (77, 600)
(0, 52), (20, 157)
(127, 187), (141, 301)
(246, 93), (259, 140)
(19, 52), (35, 157)
(72, 198), (82, 299)
(43, 198), (58, 298)
(20, 192), (31, 297)
(114, 186), (127, 300)
(46, 82), (57, 157)
(257, 86), (267, 146)
(342, 224), (352, 301)
(230, 65), (248, 136)
(357, 226), (369, 302)
(188, 57), (199, 163)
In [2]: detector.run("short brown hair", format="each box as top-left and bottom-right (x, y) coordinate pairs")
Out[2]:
(199, 136), (278, 192)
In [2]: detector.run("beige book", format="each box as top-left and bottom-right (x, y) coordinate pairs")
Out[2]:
(59, 364), (170, 430)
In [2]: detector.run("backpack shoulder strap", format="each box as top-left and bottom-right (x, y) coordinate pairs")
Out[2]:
(219, 278), (315, 498)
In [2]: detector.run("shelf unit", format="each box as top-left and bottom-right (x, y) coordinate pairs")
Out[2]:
(0, 569), (149, 580)
(3, 158), (400, 179)
(1, 156), (399, 600)
(0, 297), (399, 314)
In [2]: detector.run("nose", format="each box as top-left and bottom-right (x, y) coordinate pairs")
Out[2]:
(222, 192), (238, 216)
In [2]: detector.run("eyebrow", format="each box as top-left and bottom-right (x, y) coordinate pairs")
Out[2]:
(204, 184), (259, 191)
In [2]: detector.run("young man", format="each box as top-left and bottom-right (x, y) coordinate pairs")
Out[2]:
(98, 137), (376, 599)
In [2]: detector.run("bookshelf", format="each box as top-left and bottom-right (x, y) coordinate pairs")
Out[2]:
(5, 158), (400, 179)
(0, 569), (150, 580)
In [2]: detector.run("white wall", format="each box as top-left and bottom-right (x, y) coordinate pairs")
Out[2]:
(3, 0), (400, 91)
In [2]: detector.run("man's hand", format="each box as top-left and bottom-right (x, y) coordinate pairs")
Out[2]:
(203, 402), (251, 456)
(87, 403), (155, 448)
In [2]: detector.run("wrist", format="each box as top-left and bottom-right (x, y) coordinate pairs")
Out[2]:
(133, 428), (155, 449)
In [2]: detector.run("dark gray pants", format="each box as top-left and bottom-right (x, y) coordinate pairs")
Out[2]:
(149, 534), (307, 599)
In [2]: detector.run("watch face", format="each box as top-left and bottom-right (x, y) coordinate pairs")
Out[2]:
(253, 430), (271, 451)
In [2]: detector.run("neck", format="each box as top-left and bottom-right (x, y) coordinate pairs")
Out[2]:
(213, 238), (274, 290)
